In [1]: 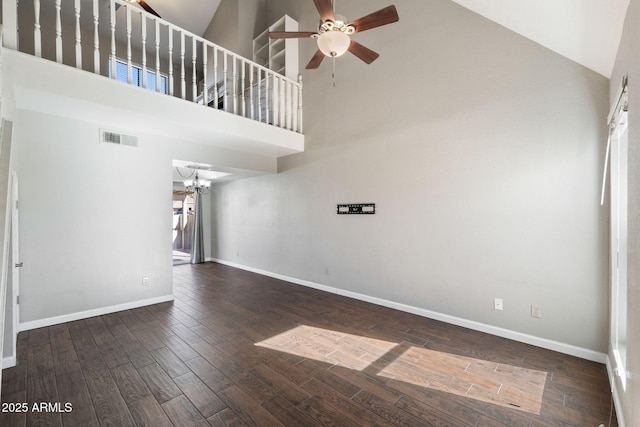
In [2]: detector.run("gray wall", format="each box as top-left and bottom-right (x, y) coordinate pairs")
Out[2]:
(609, 0), (639, 424)
(211, 0), (610, 352)
(204, 0), (266, 60)
(11, 105), (255, 325)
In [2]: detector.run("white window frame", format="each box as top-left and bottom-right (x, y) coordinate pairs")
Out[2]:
(603, 77), (629, 391)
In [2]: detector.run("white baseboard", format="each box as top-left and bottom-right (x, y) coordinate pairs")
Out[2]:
(606, 356), (626, 427)
(2, 355), (16, 369)
(210, 258), (607, 364)
(18, 294), (174, 332)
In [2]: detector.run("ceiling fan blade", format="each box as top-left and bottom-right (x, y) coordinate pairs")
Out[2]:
(138, 0), (161, 18)
(306, 49), (326, 69)
(313, 0), (335, 22)
(269, 31), (317, 39)
(348, 40), (380, 64)
(349, 5), (399, 33)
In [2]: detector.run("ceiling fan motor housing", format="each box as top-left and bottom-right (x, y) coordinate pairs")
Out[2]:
(319, 15), (355, 35)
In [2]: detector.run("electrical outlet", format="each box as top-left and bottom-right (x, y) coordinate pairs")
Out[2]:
(531, 305), (541, 318)
(324, 267), (329, 275)
(142, 277), (149, 286)
(494, 298), (503, 311)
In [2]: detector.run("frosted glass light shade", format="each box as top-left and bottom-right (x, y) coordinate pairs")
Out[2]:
(317, 31), (350, 57)
(183, 179), (193, 187)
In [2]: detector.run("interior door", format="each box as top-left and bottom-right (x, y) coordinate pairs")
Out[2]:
(10, 173), (19, 355)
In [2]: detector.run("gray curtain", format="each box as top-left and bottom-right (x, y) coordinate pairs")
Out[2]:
(190, 191), (205, 264)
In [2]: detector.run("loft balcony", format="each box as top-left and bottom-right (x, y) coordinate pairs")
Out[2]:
(0, 0), (304, 157)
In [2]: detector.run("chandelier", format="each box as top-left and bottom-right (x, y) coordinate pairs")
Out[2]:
(183, 171), (211, 194)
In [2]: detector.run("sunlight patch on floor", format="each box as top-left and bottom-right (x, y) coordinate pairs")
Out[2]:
(256, 325), (549, 415)
(378, 346), (547, 415)
(255, 325), (398, 370)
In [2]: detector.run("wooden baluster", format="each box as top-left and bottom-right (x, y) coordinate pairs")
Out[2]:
(180, 31), (186, 99)
(33, 0), (41, 57)
(272, 74), (279, 127)
(232, 56), (238, 114)
(213, 46), (218, 109)
(168, 28), (174, 96)
(55, 0), (62, 63)
(93, 0), (100, 74)
(286, 81), (292, 130)
(249, 64), (254, 120)
(241, 62), (246, 117)
(155, 20), (160, 92)
(265, 71), (270, 124)
(141, 15), (147, 88)
(2, 0), (18, 49)
(16, 0), (20, 51)
(74, 0), (81, 68)
(202, 45), (208, 106)
(110, 0), (116, 79)
(126, 5), (132, 84)
(297, 75), (303, 133)
(257, 68), (262, 122)
(285, 80), (290, 130)
(223, 53), (228, 111)
(192, 37), (197, 102)
(278, 76), (284, 127)
(292, 83), (297, 132)
(291, 82), (296, 132)
(280, 77), (285, 128)
(283, 80), (287, 129)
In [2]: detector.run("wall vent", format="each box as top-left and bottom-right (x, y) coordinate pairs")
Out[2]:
(100, 129), (139, 147)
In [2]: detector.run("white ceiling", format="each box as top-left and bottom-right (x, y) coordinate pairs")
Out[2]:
(449, 0), (630, 77)
(147, 0), (629, 78)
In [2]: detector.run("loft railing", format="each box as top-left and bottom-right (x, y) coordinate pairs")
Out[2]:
(1, 0), (303, 133)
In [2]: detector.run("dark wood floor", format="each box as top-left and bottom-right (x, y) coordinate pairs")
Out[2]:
(1, 262), (617, 426)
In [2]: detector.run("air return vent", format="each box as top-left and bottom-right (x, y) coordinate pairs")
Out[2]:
(100, 129), (139, 147)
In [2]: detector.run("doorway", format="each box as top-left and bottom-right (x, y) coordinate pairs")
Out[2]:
(172, 190), (195, 265)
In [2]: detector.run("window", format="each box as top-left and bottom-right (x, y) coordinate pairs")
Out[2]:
(609, 81), (629, 390)
(110, 59), (168, 94)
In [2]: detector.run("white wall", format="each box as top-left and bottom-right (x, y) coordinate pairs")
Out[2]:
(608, 0), (639, 424)
(15, 109), (170, 324)
(211, 0), (610, 354)
(12, 106), (265, 326)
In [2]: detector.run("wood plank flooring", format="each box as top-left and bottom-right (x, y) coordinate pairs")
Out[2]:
(1, 262), (618, 426)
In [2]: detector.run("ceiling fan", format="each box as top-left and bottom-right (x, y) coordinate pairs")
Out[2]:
(269, 0), (399, 69)
(122, 0), (161, 18)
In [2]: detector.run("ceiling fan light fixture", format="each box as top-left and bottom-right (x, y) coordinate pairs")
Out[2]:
(317, 31), (350, 57)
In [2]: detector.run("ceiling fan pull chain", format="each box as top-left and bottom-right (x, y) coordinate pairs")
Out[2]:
(332, 55), (337, 87)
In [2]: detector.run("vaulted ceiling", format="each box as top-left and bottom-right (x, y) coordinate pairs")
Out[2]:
(449, 0), (630, 77)
(128, 0), (222, 37)
(146, 0), (629, 78)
